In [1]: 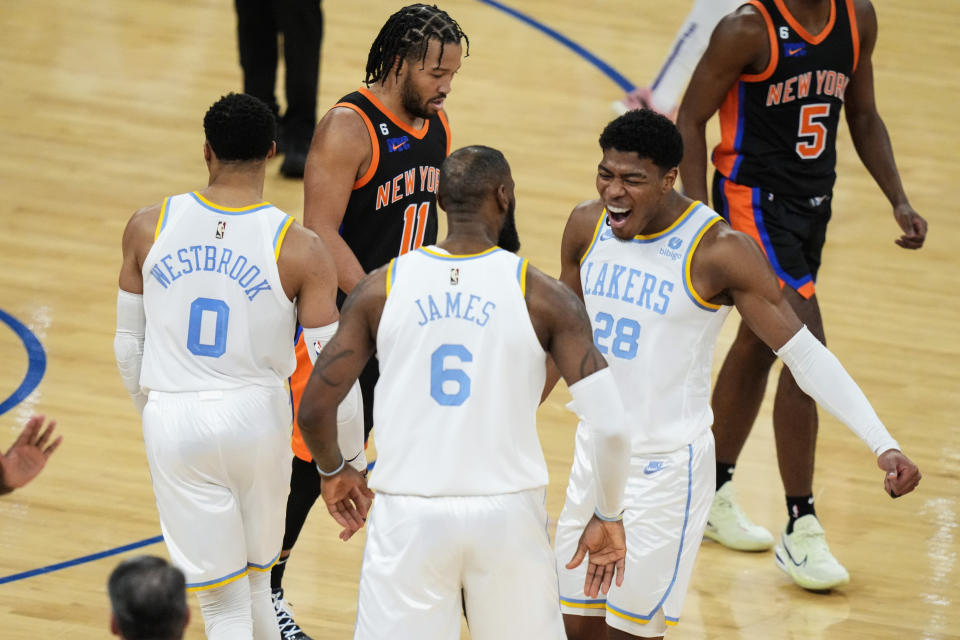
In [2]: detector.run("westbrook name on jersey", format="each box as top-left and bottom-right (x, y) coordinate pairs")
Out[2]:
(140, 191), (297, 393)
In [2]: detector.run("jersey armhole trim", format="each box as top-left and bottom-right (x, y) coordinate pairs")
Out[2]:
(741, 1), (779, 83)
(335, 102), (380, 190)
(846, 0), (860, 73)
(438, 109), (451, 157)
(683, 216), (725, 311)
(517, 257), (529, 296)
(154, 197), (170, 241)
(273, 215), (294, 262)
(579, 211), (607, 266)
(385, 258), (397, 297)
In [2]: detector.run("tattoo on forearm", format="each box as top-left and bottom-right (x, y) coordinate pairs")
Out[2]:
(314, 348), (355, 387)
(579, 348), (605, 379)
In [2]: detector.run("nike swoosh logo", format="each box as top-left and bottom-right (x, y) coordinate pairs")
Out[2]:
(643, 462), (664, 475)
(782, 545), (808, 567)
(391, 142), (406, 151)
(788, 47), (803, 55)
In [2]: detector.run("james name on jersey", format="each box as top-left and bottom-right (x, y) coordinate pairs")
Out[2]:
(413, 290), (496, 328)
(148, 244), (273, 302)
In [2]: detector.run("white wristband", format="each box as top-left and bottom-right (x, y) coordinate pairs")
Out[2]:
(316, 455), (345, 478)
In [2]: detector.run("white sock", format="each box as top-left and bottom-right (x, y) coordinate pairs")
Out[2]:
(649, 0), (744, 113)
(195, 576), (254, 639)
(250, 570), (282, 639)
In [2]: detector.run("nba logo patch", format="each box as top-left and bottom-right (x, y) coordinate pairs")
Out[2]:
(450, 268), (460, 285)
(312, 339), (323, 358)
(215, 220), (226, 239)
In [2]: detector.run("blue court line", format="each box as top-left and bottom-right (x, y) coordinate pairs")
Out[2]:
(476, 0), (636, 92)
(0, 308), (47, 416)
(3, 3), (626, 586)
(0, 536), (164, 585)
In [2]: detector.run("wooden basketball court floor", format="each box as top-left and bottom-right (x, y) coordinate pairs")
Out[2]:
(0, 0), (957, 637)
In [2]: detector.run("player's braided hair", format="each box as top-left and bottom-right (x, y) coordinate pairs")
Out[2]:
(365, 4), (469, 85)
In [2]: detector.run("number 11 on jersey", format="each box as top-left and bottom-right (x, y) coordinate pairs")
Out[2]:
(400, 201), (430, 255)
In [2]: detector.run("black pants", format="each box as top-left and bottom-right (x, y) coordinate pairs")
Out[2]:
(235, 0), (323, 145)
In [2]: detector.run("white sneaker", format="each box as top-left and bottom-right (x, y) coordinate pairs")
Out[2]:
(774, 515), (850, 590)
(272, 589), (314, 640)
(703, 482), (775, 551)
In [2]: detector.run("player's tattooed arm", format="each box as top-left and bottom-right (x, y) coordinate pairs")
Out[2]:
(525, 264), (608, 387)
(298, 267), (386, 470)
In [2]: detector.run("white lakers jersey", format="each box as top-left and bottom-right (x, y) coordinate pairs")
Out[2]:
(370, 246), (548, 496)
(140, 192), (297, 392)
(579, 202), (732, 453)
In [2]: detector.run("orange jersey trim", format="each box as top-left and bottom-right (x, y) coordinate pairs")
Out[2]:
(358, 87), (430, 140)
(714, 83), (741, 177)
(774, 0), (836, 45)
(742, 1), (779, 83)
(334, 102), (380, 190)
(846, 0), (860, 73)
(289, 334), (313, 462)
(721, 180), (816, 299)
(438, 109), (451, 157)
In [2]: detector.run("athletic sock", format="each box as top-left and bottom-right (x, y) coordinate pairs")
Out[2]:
(270, 556), (288, 593)
(716, 461), (736, 491)
(785, 494), (816, 534)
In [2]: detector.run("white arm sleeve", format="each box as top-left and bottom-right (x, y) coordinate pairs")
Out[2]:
(301, 322), (366, 472)
(113, 289), (148, 415)
(568, 368), (630, 519)
(776, 326), (900, 456)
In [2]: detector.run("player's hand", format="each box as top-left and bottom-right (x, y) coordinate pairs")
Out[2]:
(877, 449), (921, 498)
(893, 204), (927, 249)
(566, 514), (627, 598)
(0, 415), (61, 493)
(320, 465), (374, 541)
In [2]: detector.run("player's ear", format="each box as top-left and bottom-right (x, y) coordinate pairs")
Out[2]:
(495, 183), (510, 212)
(203, 141), (213, 164)
(661, 166), (678, 193)
(267, 141), (277, 161)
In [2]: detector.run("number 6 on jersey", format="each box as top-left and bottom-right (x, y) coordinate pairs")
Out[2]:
(430, 344), (473, 406)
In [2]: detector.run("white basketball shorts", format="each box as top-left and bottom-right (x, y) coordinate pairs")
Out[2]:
(355, 488), (566, 640)
(555, 426), (714, 637)
(142, 385), (292, 591)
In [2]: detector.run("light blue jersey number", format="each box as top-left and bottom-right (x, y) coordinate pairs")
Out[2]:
(593, 312), (641, 360)
(430, 344), (473, 405)
(187, 297), (229, 357)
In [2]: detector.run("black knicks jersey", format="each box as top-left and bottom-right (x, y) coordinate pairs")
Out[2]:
(336, 88), (450, 278)
(712, 0), (859, 196)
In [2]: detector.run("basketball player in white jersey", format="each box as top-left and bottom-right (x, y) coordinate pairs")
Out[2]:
(114, 93), (362, 640)
(548, 110), (921, 640)
(294, 146), (632, 640)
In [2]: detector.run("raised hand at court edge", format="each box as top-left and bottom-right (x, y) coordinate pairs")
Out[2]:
(877, 449), (921, 498)
(893, 203), (927, 249)
(0, 415), (62, 494)
(566, 514), (627, 598)
(320, 464), (374, 541)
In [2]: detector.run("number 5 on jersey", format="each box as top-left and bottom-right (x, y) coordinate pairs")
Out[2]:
(796, 103), (830, 159)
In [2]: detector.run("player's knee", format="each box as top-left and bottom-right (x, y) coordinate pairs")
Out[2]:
(195, 577), (253, 639)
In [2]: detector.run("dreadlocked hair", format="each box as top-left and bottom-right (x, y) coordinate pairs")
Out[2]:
(365, 4), (469, 85)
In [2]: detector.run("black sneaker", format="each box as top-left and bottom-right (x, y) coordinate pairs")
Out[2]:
(279, 141), (308, 178)
(272, 589), (314, 640)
